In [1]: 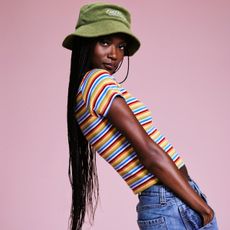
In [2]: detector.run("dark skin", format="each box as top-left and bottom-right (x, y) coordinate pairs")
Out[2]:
(91, 33), (127, 74)
(91, 33), (214, 226)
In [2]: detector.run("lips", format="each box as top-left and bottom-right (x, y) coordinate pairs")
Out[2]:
(104, 63), (114, 69)
(103, 63), (117, 73)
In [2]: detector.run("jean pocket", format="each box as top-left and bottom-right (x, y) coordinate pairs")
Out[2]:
(178, 204), (203, 229)
(199, 215), (218, 229)
(137, 216), (168, 230)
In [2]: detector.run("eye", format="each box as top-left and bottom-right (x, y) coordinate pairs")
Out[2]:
(119, 43), (127, 51)
(99, 38), (110, 47)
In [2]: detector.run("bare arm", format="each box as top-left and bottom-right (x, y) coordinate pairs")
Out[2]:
(107, 97), (213, 225)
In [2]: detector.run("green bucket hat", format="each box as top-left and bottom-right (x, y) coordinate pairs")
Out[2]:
(62, 2), (140, 56)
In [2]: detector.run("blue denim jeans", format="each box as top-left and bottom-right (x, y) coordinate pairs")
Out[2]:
(136, 179), (218, 229)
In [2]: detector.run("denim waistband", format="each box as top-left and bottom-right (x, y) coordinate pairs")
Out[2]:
(138, 178), (199, 197)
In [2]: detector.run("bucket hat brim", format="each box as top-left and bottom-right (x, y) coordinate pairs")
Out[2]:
(62, 19), (140, 56)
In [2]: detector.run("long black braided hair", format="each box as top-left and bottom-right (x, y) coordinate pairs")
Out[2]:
(66, 35), (130, 230)
(67, 36), (99, 230)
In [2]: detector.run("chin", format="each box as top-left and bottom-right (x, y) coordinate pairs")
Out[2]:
(108, 70), (115, 74)
(103, 67), (115, 74)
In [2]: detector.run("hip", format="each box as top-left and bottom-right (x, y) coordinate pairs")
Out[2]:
(136, 178), (218, 230)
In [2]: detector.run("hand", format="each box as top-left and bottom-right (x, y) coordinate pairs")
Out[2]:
(201, 206), (214, 226)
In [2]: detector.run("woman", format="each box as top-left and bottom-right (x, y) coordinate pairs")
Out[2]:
(62, 3), (218, 230)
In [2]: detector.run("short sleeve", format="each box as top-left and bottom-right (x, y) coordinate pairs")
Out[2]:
(80, 69), (125, 117)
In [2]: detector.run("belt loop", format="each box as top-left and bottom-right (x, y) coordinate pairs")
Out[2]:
(160, 186), (166, 204)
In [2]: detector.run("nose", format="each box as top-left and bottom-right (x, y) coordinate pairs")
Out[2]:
(108, 45), (117, 60)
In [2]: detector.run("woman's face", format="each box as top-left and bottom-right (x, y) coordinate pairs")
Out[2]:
(91, 34), (127, 74)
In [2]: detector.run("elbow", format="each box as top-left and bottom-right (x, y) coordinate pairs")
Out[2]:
(139, 142), (165, 171)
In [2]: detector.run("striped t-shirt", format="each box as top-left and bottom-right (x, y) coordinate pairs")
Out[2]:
(75, 69), (185, 194)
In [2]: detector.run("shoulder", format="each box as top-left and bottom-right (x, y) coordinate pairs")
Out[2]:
(84, 68), (112, 82)
(81, 68), (118, 89)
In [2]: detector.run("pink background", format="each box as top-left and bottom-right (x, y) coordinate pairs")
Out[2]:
(1, 0), (229, 229)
